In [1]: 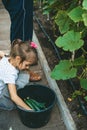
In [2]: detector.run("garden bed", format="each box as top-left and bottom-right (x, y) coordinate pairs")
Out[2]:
(33, 5), (87, 130)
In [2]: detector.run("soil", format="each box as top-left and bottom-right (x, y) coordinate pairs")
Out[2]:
(33, 4), (87, 130)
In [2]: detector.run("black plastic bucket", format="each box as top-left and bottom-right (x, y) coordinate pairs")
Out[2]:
(17, 84), (56, 128)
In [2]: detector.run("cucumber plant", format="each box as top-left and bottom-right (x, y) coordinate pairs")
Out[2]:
(34, 0), (87, 100)
(50, 0), (87, 93)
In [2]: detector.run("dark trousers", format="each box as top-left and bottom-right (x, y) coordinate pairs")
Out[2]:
(2, 0), (33, 42)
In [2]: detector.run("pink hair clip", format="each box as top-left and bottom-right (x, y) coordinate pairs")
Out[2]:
(30, 41), (37, 48)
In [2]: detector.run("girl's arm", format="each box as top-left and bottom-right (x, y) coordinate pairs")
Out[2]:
(8, 83), (32, 110)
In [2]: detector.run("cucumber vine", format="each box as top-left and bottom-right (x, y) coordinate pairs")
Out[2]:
(34, 0), (87, 99)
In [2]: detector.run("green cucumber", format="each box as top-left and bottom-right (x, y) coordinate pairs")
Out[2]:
(27, 99), (40, 111)
(24, 99), (35, 110)
(24, 98), (46, 111)
(29, 99), (46, 109)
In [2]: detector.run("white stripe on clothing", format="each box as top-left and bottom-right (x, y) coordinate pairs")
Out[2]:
(23, 0), (26, 41)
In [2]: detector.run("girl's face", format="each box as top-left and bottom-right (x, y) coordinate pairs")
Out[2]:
(18, 60), (32, 70)
(17, 53), (37, 70)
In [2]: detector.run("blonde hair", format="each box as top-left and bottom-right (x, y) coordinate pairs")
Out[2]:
(10, 39), (38, 63)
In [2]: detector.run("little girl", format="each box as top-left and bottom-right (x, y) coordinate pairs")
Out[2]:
(0, 39), (38, 110)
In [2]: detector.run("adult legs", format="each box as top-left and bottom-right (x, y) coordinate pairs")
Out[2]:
(2, 0), (33, 42)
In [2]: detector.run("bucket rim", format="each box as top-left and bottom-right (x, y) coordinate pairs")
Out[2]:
(22, 83), (56, 95)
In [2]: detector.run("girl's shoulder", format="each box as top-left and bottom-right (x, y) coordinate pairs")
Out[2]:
(0, 56), (19, 84)
(0, 56), (18, 73)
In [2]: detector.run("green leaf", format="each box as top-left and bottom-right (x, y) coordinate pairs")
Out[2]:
(43, 9), (50, 15)
(82, 0), (87, 10)
(55, 30), (84, 52)
(82, 13), (87, 27)
(84, 96), (87, 101)
(51, 60), (77, 80)
(80, 79), (87, 90)
(47, 0), (57, 5)
(73, 57), (86, 67)
(55, 11), (70, 34)
(68, 6), (84, 22)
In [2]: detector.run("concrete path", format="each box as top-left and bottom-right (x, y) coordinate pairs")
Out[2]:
(0, 2), (67, 130)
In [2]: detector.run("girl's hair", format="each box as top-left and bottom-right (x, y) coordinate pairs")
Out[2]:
(10, 39), (38, 63)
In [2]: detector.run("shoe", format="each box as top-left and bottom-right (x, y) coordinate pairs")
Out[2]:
(29, 71), (42, 82)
